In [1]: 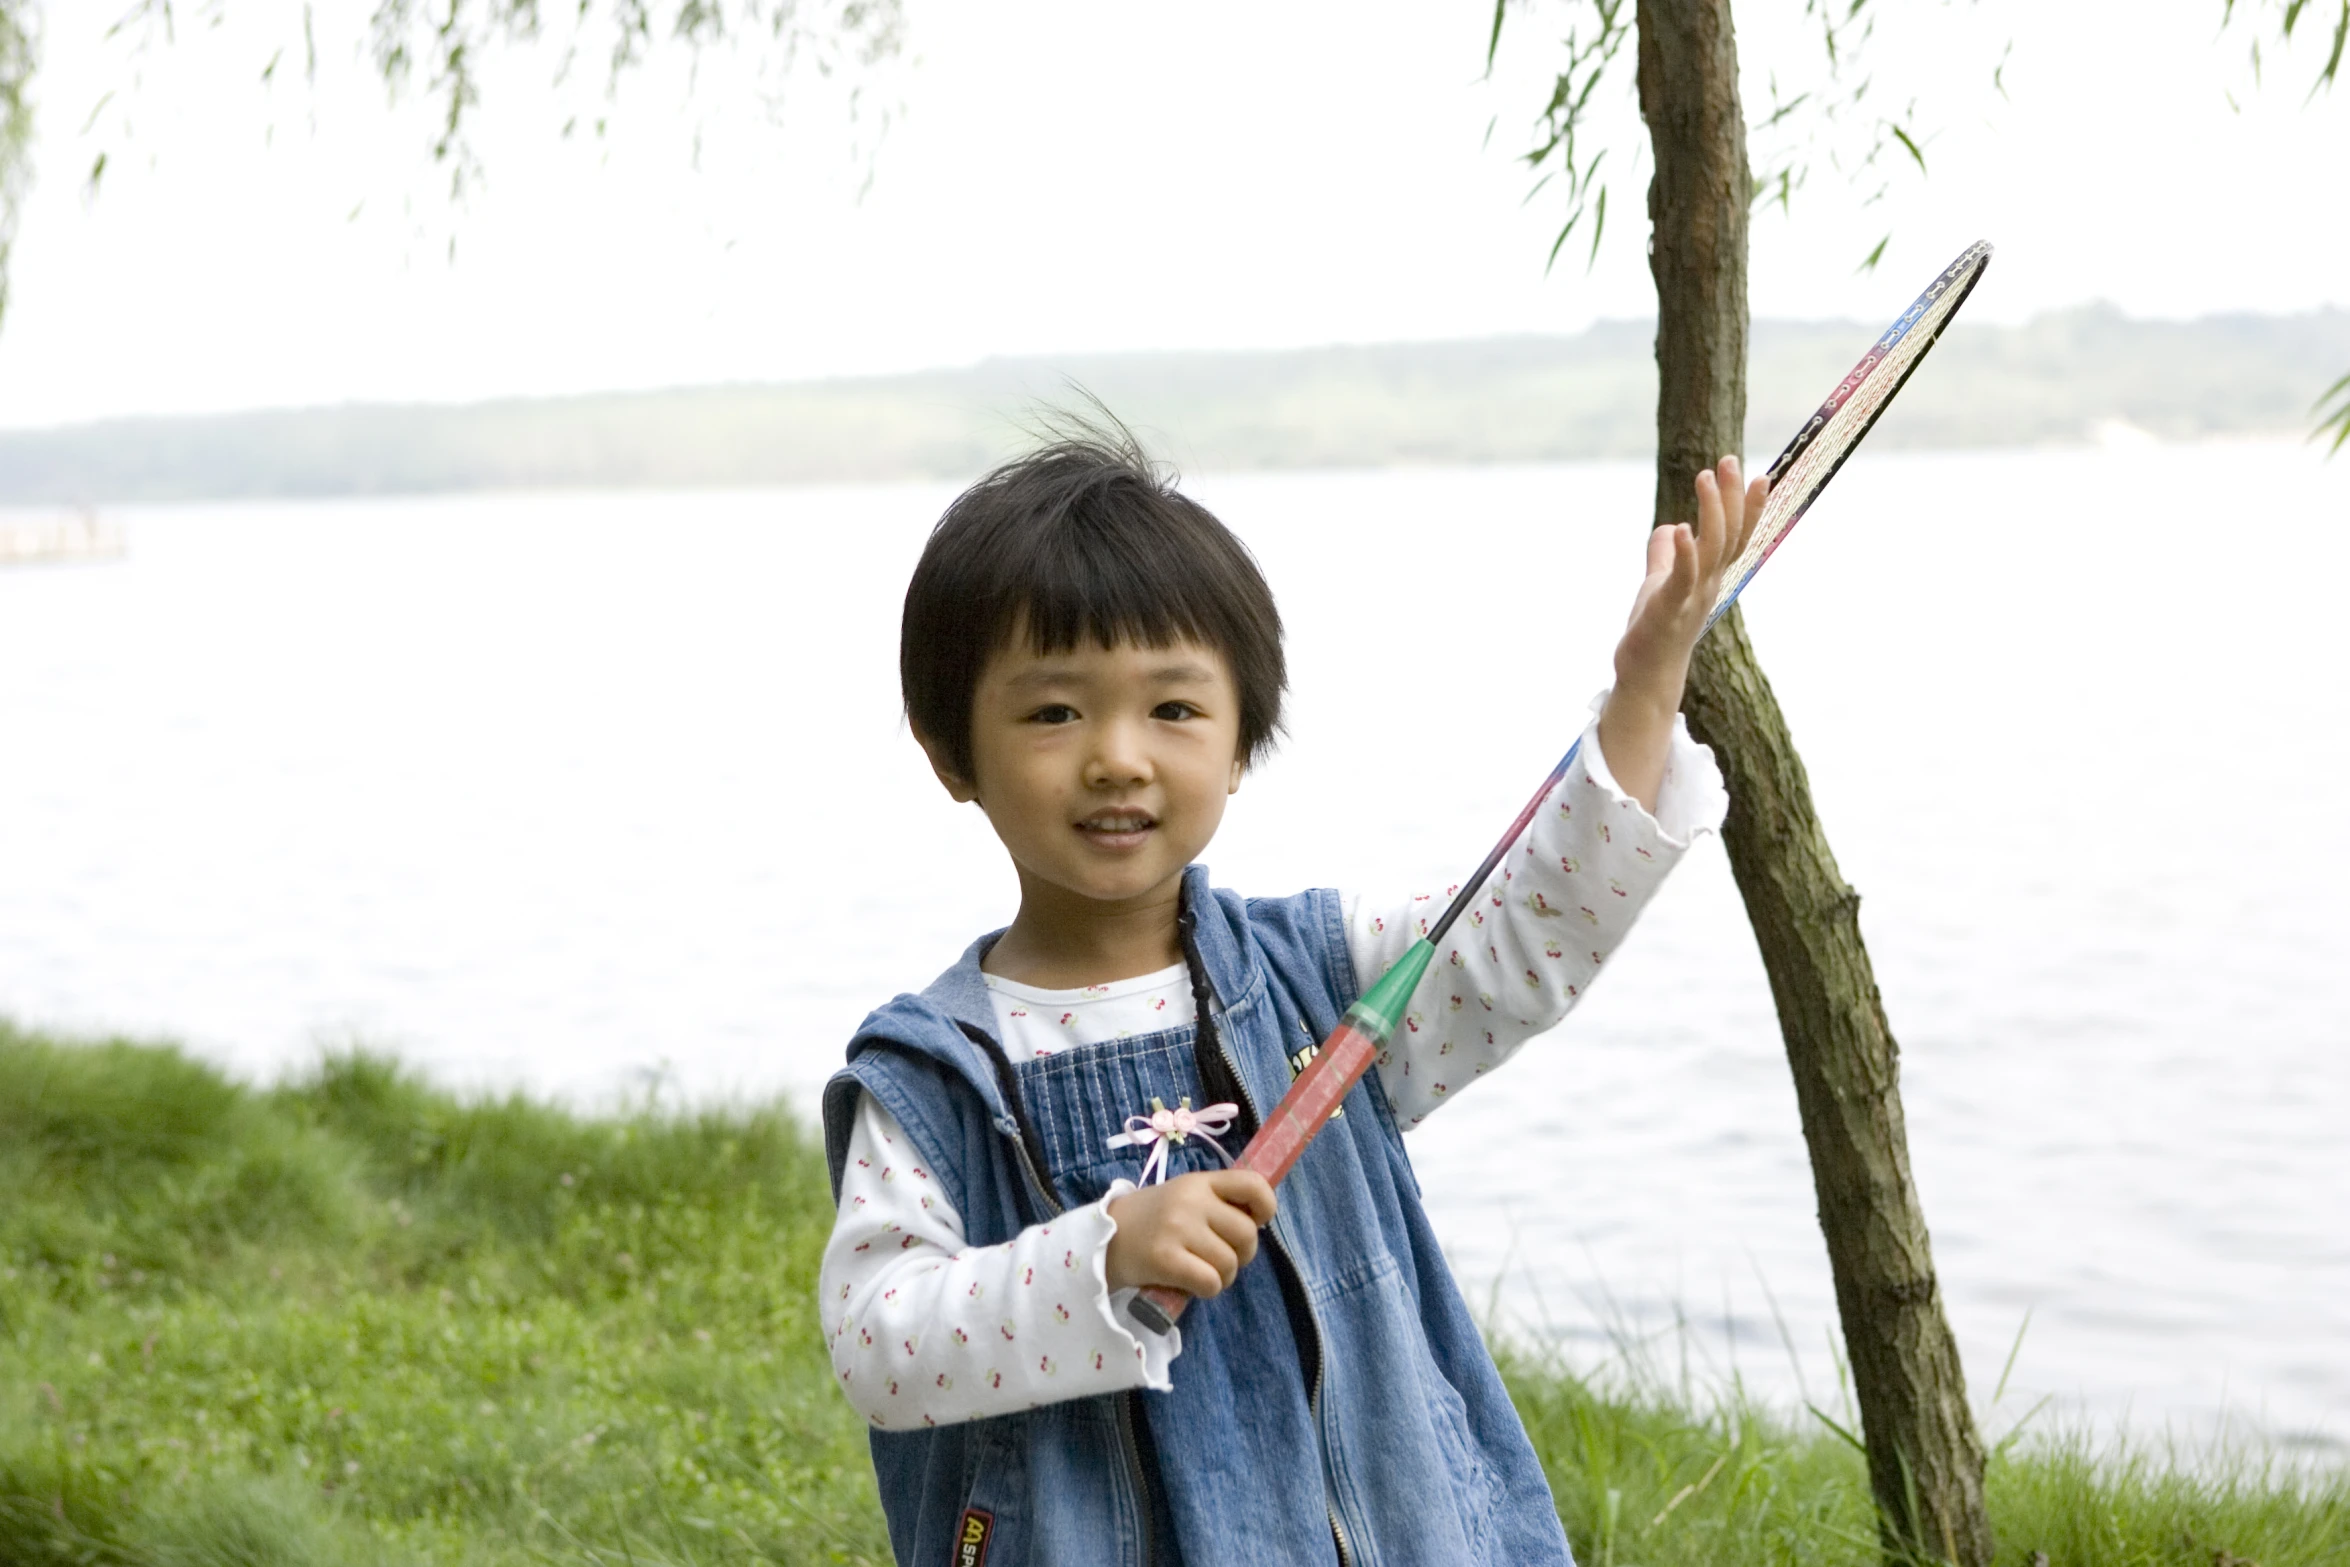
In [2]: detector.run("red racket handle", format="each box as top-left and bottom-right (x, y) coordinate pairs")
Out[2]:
(1127, 1016), (1384, 1334)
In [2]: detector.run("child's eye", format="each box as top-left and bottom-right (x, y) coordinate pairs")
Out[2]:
(1028, 704), (1079, 725)
(1152, 702), (1200, 721)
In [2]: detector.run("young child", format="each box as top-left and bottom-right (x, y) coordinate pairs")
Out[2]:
(820, 429), (1762, 1566)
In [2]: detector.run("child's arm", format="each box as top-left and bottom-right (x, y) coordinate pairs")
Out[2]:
(1346, 706), (1720, 1126)
(1345, 458), (1760, 1128)
(1597, 457), (1766, 811)
(820, 1090), (1269, 1426)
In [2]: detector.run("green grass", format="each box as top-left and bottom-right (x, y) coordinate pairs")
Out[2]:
(1507, 1348), (2348, 1566)
(2, 1023), (2342, 1565)
(0, 1025), (883, 1565)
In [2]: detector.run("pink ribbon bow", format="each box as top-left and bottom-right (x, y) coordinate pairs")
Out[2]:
(1105, 1096), (1238, 1187)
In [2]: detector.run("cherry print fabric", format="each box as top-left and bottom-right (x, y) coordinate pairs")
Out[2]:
(821, 703), (1723, 1429)
(982, 962), (1192, 1056)
(1346, 699), (1725, 1128)
(820, 1124), (1176, 1429)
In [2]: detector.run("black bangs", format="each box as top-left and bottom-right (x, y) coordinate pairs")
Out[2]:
(1007, 462), (1240, 657)
(900, 425), (1287, 784)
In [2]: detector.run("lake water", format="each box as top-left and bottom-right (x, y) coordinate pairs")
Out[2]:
(3, 444), (2344, 1458)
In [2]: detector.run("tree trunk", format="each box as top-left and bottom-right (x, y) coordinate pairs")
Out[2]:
(1634, 3), (1993, 1561)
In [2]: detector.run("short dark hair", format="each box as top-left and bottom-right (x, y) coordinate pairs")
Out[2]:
(901, 424), (1286, 783)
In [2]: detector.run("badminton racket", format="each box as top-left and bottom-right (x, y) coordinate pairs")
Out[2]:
(1130, 239), (1994, 1334)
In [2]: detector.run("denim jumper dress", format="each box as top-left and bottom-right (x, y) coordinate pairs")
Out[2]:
(824, 868), (1575, 1567)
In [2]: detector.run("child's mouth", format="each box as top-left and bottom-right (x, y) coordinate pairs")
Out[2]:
(1075, 810), (1157, 848)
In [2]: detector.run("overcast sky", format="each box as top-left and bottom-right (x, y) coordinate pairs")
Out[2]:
(0, 0), (2342, 428)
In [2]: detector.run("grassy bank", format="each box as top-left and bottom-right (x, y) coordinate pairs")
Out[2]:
(1, 1025), (2341, 1565)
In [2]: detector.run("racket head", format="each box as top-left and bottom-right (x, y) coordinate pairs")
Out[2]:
(1705, 240), (1994, 626)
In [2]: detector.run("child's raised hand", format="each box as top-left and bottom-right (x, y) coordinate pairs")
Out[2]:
(1104, 1169), (1278, 1299)
(1598, 455), (1767, 812)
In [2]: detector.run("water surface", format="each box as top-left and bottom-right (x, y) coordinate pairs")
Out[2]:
(2, 444), (2342, 1452)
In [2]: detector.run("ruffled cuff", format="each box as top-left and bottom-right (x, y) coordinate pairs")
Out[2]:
(1087, 1180), (1180, 1390)
(1580, 690), (1728, 848)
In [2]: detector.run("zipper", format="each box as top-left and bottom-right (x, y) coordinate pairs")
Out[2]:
(1005, 1125), (1064, 1219)
(1180, 908), (1353, 1567)
(1300, 1272), (1354, 1567)
(1212, 1011), (1354, 1567)
(966, 1021), (1065, 1222)
(1116, 1390), (1158, 1567)
(1329, 1504), (1356, 1567)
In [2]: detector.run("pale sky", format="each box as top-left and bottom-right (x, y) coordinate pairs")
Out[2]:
(0, 0), (2342, 428)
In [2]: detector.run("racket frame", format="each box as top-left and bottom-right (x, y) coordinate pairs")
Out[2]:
(1716, 238), (1995, 627)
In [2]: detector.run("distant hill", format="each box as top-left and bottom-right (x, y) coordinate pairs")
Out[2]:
(4, 305), (2343, 503)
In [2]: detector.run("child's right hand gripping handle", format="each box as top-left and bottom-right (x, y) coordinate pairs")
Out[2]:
(1126, 940), (1434, 1336)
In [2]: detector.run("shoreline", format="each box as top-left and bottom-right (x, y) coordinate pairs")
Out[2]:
(4, 307), (2344, 505)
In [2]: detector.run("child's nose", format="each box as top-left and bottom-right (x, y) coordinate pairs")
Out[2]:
(1082, 720), (1153, 788)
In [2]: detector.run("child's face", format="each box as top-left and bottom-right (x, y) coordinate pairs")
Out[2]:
(929, 632), (1246, 920)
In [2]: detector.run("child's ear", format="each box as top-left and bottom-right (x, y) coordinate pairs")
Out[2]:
(1228, 754), (1246, 795)
(913, 728), (980, 805)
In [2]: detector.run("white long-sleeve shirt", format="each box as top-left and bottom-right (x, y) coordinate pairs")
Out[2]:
(821, 707), (1725, 1429)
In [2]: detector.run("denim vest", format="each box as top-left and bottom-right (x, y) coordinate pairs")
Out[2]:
(822, 867), (1573, 1567)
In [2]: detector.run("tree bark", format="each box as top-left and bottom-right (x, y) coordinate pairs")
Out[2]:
(1634, 3), (1993, 1561)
